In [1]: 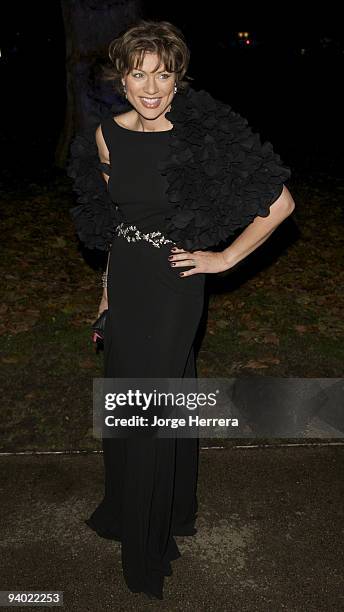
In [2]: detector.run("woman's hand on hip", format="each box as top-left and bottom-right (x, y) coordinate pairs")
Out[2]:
(168, 247), (230, 276)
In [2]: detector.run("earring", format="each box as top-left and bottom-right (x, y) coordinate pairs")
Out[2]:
(122, 83), (127, 99)
(174, 84), (177, 94)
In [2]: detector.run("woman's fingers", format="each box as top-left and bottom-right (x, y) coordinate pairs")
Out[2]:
(168, 250), (229, 276)
(168, 249), (200, 264)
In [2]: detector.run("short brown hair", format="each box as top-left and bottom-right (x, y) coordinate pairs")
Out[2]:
(102, 19), (193, 96)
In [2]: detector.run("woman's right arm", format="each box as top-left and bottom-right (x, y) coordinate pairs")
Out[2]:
(95, 124), (110, 186)
(98, 251), (109, 316)
(95, 125), (111, 316)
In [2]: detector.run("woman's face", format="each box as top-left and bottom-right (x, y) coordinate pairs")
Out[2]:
(121, 52), (176, 118)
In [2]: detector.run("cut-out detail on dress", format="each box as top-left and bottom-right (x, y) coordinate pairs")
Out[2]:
(98, 161), (111, 176)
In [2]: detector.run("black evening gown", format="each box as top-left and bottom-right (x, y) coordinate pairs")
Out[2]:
(85, 115), (206, 599)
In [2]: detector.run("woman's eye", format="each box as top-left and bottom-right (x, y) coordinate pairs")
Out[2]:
(132, 73), (170, 79)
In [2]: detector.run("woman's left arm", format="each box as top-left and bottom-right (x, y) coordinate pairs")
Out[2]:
(169, 185), (295, 276)
(220, 185), (295, 270)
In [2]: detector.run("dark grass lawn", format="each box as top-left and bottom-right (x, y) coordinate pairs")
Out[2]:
(1, 168), (343, 451)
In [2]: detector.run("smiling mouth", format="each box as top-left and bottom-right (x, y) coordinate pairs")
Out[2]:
(140, 97), (162, 107)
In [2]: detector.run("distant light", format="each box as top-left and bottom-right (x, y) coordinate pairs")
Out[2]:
(246, 39), (251, 45)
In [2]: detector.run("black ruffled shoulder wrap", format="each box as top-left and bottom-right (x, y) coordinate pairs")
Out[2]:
(67, 86), (291, 252)
(67, 123), (122, 252)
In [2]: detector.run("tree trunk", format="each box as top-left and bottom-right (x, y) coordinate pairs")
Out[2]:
(55, 0), (142, 168)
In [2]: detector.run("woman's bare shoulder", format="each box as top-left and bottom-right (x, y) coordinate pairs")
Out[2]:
(113, 110), (136, 129)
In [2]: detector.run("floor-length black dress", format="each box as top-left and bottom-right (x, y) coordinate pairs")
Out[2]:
(85, 115), (206, 599)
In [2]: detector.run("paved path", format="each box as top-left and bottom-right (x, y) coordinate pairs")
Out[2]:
(1, 446), (343, 610)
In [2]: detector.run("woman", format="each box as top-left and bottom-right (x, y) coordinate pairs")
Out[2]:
(68, 19), (295, 601)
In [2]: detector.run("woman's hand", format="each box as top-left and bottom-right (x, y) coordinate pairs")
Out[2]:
(97, 291), (108, 317)
(168, 247), (230, 276)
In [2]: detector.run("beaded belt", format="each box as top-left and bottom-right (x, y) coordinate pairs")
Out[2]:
(114, 222), (174, 248)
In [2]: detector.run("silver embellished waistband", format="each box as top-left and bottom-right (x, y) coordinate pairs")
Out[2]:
(114, 222), (174, 248)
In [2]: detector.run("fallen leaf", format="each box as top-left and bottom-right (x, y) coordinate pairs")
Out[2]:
(2, 356), (20, 364)
(262, 333), (280, 345)
(243, 360), (269, 369)
(79, 358), (94, 369)
(295, 325), (308, 333)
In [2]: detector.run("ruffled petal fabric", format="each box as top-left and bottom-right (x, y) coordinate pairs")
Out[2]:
(159, 87), (292, 251)
(67, 127), (123, 251)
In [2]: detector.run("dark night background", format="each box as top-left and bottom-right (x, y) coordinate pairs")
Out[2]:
(1, 2), (343, 376)
(1, 2), (343, 182)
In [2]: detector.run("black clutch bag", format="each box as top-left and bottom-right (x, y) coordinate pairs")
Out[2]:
(91, 309), (108, 349)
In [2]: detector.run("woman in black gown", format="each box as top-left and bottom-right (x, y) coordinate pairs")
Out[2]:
(68, 19), (295, 601)
(87, 112), (206, 599)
